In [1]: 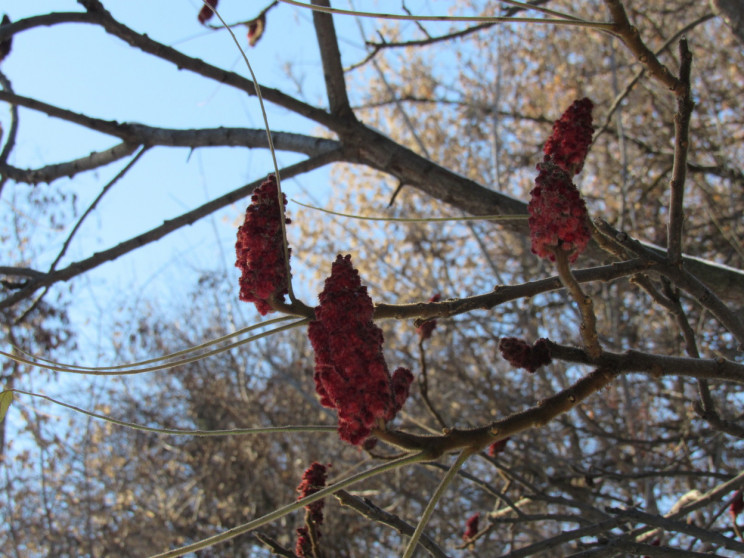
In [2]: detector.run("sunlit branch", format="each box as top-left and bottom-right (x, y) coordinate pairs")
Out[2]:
(375, 343), (744, 456)
(1, 142), (139, 185)
(594, 13), (714, 143)
(375, 367), (619, 456)
(49, 3), (337, 128)
(547, 341), (744, 384)
(553, 250), (602, 359)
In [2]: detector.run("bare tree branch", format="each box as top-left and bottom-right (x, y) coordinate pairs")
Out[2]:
(311, 0), (354, 120)
(1, 142), (139, 185)
(0, 150), (343, 310)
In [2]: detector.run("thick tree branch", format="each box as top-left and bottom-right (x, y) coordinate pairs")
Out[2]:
(311, 0), (354, 120)
(0, 91), (339, 158)
(547, 342), (744, 385)
(667, 39), (693, 266)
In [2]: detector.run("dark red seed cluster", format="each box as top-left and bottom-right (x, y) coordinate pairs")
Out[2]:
(295, 528), (311, 557)
(463, 513), (480, 540)
(296, 462), (328, 525)
(543, 97), (594, 175)
(235, 175), (291, 315)
(498, 337), (552, 373)
(294, 462), (329, 557)
(488, 437), (510, 457)
(197, 0), (218, 24)
(308, 255), (413, 445)
(528, 161), (590, 263)
(731, 490), (743, 518)
(416, 293), (441, 341)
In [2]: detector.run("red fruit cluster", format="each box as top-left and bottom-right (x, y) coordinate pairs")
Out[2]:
(499, 337), (552, 373)
(295, 528), (311, 557)
(198, 0), (218, 24)
(528, 162), (590, 263)
(295, 462), (329, 557)
(463, 513), (480, 540)
(308, 255), (413, 445)
(296, 462), (329, 524)
(235, 175), (291, 315)
(416, 293), (441, 341)
(488, 437), (510, 457)
(543, 97), (594, 175)
(731, 490), (744, 518)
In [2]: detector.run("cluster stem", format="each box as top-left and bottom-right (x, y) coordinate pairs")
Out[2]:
(553, 249), (602, 359)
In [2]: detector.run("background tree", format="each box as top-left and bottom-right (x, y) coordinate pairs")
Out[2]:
(2, 1), (744, 556)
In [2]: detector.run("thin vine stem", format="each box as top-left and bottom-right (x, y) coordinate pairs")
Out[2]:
(277, 0), (615, 31)
(401, 449), (473, 558)
(1, 318), (311, 375)
(6, 389), (336, 437)
(292, 199), (528, 223)
(10, 315), (294, 372)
